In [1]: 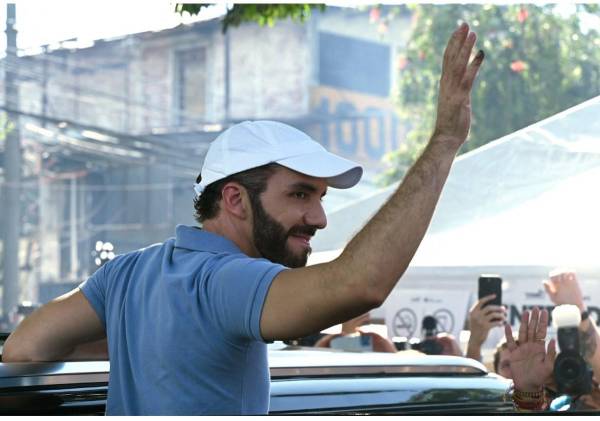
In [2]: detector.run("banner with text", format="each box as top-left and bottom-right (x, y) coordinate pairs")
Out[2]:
(383, 289), (471, 341)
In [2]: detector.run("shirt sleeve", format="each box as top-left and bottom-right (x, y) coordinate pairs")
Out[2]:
(78, 263), (108, 328)
(206, 256), (287, 342)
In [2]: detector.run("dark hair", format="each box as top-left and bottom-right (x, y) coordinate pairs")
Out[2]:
(493, 338), (519, 373)
(193, 164), (277, 223)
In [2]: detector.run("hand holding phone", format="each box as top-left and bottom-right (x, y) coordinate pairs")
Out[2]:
(478, 274), (502, 307)
(469, 275), (505, 344)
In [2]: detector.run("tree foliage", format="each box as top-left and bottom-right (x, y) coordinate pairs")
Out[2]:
(380, 4), (600, 185)
(175, 4), (325, 33)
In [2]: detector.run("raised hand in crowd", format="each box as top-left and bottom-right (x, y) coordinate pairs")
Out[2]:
(505, 307), (556, 391)
(544, 269), (600, 381)
(504, 307), (556, 411)
(466, 294), (506, 361)
(544, 269), (585, 310)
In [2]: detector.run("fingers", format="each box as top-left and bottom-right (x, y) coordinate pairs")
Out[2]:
(457, 31), (477, 73)
(441, 21), (482, 92)
(549, 269), (578, 287)
(518, 310), (529, 343)
(476, 294), (497, 309)
(504, 323), (516, 351)
(462, 49), (485, 91)
(483, 309), (505, 319)
(482, 305), (506, 324)
(527, 307), (540, 342)
(484, 312), (506, 327)
(523, 307), (548, 342)
(566, 271), (578, 283)
(549, 268), (574, 281)
(537, 308), (549, 341)
(481, 294), (497, 303)
(482, 304), (504, 315)
(443, 22), (469, 67)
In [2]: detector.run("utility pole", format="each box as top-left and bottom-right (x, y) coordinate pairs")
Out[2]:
(41, 44), (48, 127)
(69, 177), (78, 280)
(2, 3), (21, 325)
(224, 27), (230, 123)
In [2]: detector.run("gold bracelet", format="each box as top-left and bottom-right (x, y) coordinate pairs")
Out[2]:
(513, 388), (544, 400)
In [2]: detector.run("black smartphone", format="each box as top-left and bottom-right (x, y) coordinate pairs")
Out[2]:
(478, 274), (502, 308)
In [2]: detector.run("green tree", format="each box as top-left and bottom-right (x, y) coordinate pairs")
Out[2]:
(175, 4), (325, 33)
(381, 4), (600, 185)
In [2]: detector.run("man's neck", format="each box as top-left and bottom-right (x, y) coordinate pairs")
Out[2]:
(202, 218), (260, 258)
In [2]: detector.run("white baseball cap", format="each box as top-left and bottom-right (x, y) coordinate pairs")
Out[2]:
(194, 120), (363, 196)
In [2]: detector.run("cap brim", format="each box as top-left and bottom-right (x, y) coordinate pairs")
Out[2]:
(276, 151), (363, 189)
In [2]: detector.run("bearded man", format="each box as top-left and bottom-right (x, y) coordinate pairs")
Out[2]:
(3, 23), (484, 415)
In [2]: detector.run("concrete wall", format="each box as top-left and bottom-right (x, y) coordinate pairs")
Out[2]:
(229, 21), (311, 119)
(6, 9), (413, 297)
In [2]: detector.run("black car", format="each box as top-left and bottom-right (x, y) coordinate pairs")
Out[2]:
(0, 342), (514, 415)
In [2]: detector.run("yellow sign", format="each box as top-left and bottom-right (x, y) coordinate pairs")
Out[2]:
(307, 86), (407, 169)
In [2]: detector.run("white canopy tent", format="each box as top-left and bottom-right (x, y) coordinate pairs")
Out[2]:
(309, 95), (600, 340)
(312, 94), (600, 267)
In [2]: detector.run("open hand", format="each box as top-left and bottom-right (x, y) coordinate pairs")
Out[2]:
(433, 22), (484, 151)
(504, 307), (556, 392)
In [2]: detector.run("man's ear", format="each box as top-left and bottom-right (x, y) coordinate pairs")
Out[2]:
(221, 182), (250, 220)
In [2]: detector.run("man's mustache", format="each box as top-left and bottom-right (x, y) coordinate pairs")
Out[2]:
(287, 225), (317, 238)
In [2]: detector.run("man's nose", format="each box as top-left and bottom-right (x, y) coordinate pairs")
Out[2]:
(305, 203), (327, 230)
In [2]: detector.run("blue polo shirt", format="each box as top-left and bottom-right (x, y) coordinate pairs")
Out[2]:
(80, 225), (287, 415)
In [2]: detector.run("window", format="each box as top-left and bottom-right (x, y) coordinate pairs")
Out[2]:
(175, 48), (206, 125)
(318, 32), (390, 97)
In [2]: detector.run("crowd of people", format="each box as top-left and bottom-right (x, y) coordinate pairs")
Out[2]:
(468, 270), (600, 411)
(1, 20), (598, 415)
(312, 269), (600, 411)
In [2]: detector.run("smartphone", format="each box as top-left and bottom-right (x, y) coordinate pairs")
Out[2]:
(478, 274), (502, 308)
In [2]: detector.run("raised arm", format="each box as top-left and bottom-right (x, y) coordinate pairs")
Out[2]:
(2, 289), (107, 362)
(466, 294), (506, 361)
(261, 23), (485, 341)
(544, 270), (600, 381)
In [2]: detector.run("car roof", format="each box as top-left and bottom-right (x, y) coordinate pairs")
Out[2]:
(0, 346), (493, 390)
(269, 346), (488, 378)
(0, 347), (513, 415)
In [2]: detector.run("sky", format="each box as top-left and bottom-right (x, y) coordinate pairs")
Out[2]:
(0, 1), (226, 54)
(0, 1), (597, 55)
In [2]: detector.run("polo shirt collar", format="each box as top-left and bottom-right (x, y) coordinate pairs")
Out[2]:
(175, 224), (243, 254)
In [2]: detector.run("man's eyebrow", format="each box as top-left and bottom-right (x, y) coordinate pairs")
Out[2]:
(289, 182), (327, 196)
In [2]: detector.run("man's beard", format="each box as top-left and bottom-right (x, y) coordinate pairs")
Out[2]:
(250, 197), (317, 268)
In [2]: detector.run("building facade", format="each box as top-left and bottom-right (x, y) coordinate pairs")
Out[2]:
(0, 6), (412, 312)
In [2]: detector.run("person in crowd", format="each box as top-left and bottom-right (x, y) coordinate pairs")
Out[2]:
(432, 332), (464, 356)
(2, 23), (485, 415)
(466, 294), (507, 362)
(315, 312), (397, 353)
(493, 269), (600, 380)
(504, 305), (600, 412)
(469, 269), (600, 378)
(543, 269), (600, 381)
(495, 270), (600, 411)
(493, 337), (517, 379)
